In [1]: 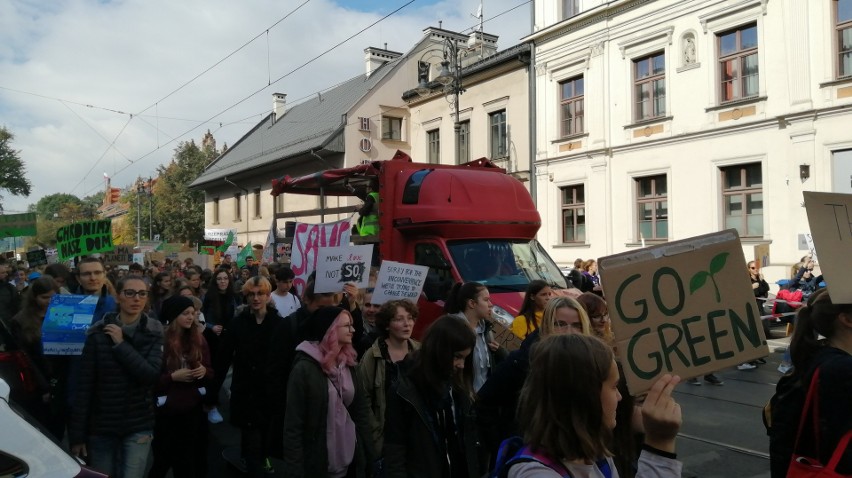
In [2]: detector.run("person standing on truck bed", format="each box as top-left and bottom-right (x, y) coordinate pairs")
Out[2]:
(357, 178), (380, 237)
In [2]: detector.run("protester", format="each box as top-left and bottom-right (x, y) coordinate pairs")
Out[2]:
(282, 306), (376, 477)
(739, 261), (770, 371)
(69, 276), (163, 478)
(356, 288), (381, 352)
(511, 280), (552, 340)
(504, 334), (683, 478)
(383, 315), (483, 478)
(184, 269), (204, 300)
(5, 277), (64, 437)
(0, 259), (21, 321)
(357, 300), (420, 454)
(768, 288), (852, 476)
(477, 296), (592, 463)
(445, 282), (507, 392)
(201, 267), (240, 424)
(148, 296), (212, 478)
(582, 259), (603, 295)
(270, 266), (300, 317)
(148, 272), (173, 323)
(219, 276), (284, 476)
(576, 292), (614, 348)
(44, 263), (73, 294)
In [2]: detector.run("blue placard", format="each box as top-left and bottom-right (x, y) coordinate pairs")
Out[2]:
(42, 294), (99, 355)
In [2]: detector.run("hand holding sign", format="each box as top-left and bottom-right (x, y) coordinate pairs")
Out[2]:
(314, 245), (374, 294)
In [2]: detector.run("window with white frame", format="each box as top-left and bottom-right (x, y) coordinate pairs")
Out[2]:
(457, 121), (470, 164)
(489, 110), (507, 158)
(636, 175), (668, 240)
(634, 52), (666, 120)
(559, 76), (584, 137)
(253, 188), (261, 218)
(562, 0), (579, 19)
(382, 116), (402, 140)
(233, 193), (241, 222)
(838, 0), (852, 78)
(721, 163), (763, 237)
(560, 185), (585, 243)
(427, 129), (440, 164)
(718, 23), (759, 103)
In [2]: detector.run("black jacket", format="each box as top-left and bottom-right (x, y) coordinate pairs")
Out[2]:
(219, 304), (283, 427)
(384, 374), (484, 478)
(69, 313), (163, 444)
(0, 281), (20, 321)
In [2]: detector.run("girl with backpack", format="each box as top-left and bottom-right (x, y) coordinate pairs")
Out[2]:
(501, 334), (683, 478)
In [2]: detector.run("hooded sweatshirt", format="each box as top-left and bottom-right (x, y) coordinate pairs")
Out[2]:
(295, 341), (357, 478)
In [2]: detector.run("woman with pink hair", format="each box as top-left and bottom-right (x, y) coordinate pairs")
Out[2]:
(283, 306), (376, 477)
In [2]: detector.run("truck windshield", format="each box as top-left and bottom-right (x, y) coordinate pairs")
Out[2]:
(447, 239), (568, 291)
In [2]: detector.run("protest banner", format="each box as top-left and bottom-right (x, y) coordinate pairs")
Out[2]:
(132, 253), (145, 266)
(101, 245), (134, 266)
(803, 191), (852, 302)
(372, 261), (428, 305)
(55, 219), (113, 261)
(204, 228), (237, 241)
(0, 213), (37, 237)
(26, 249), (48, 267)
(754, 243), (770, 268)
(291, 218), (352, 295)
(599, 229), (769, 394)
(803, 232), (819, 263)
(42, 294), (99, 355)
(314, 245), (373, 293)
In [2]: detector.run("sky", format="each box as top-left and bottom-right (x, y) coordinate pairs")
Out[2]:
(0, 0), (532, 215)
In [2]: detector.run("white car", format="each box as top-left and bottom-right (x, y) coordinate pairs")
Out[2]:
(0, 378), (104, 477)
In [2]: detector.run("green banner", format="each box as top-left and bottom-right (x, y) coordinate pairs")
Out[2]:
(0, 213), (37, 238)
(56, 220), (114, 261)
(236, 242), (253, 267)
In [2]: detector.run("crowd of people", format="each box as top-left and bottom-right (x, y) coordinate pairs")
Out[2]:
(0, 250), (847, 478)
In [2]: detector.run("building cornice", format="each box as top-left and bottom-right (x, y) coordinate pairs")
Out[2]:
(523, 0), (655, 44)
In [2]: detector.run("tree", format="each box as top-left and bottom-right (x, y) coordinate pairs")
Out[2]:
(25, 193), (88, 248)
(152, 139), (217, 245)
(33, 193), (83, 220)
(0, 127), (33, 211)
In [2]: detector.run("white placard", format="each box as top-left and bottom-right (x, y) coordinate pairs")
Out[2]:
(314, 245), (373, 294)
(371, 260), (429, 305)
(290, 219), (352, 295)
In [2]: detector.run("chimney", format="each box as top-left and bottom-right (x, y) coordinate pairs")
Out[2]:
(466, 30), (499, 63)
(364, 46), (402, 77)
(272, 93), (286, 122)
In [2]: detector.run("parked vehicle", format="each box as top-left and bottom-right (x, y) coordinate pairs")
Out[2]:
(271, 152), (569, 337)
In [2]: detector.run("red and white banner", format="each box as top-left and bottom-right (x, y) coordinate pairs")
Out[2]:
(290, 218), (352, 296)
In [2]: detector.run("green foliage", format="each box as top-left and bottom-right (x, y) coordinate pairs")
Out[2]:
(34, 193), (83, 220)
(0, 127), (33, 211)
(26, 200), (95, 248)
(154, 139), (217, 245)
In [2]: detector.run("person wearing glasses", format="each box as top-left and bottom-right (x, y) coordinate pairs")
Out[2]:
(283, 306), (375, 477)
(736, 261), (771, 372)
(476, 297), (592, 466)
(219, 276), (284, 476)
(74, 257), (117, 325)
(69, 276), (164, 478)
(576, 292), (614, 348)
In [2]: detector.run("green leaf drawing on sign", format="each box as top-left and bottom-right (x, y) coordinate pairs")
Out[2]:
(709, 252), (729, 274)
(689, 252), (728, 303)
(689, 271), (709, 294)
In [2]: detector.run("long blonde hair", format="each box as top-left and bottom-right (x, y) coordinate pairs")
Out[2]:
(539, 296), (591, 338)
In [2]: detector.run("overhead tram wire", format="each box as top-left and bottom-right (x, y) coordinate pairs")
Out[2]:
(78, 0), (418, 198)
(68, 0), (316, 196)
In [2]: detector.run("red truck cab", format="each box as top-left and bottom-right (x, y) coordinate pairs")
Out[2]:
(271, 151), (568, 338)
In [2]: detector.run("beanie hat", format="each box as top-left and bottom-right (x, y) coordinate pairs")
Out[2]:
(305, 306), (346, 342)
(161, 296), (195, 324)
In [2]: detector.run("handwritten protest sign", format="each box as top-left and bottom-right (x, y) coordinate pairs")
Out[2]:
(803, 233), (819, 264)
(314, 245), (373, 294)
(803, 191), (852, 302)
(26, 249), (48, 267)
(372, 261), (428, 305)
(0, 213), (37, 237)
(42, 294), (99, 355)
(290, 219), (351, 295)
(55, 220), (113, 261)
(599, 230), (769, 394)
(102, 245), (133, 266)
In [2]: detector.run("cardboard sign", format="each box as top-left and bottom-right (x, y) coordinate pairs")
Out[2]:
(802, 191), (852, 302)
(754, 243), (770, 268)
(372, 261), (429, 305)
(42, 294), (99, 355)
(101, 246), (133, 266)
(290, 219), (352, 296)
(26, 249), (48, 267)
(803, 233), (819, 263)
(599, 230), (769, 394)
(0, 213), (37, 237)
(55, 220), (113, 261)
(314, 245), (373, 293)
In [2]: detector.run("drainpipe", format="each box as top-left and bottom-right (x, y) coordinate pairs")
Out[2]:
(528, 43), (537, 207)
(224, 177), (250, 245)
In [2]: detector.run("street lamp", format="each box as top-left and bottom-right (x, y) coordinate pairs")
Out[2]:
(418, 38), (466, 164)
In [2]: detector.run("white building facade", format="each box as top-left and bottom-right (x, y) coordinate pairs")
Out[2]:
(530, 0), (852, 282)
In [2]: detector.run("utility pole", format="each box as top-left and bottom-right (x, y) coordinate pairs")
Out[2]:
(148, 177), (153, 241)
(136, 178), (143, 246)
